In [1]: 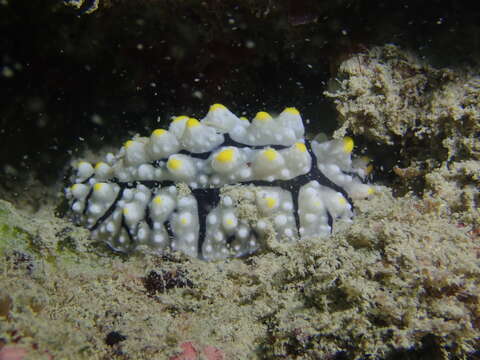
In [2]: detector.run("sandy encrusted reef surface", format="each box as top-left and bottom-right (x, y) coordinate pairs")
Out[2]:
(326, 45), (480, 205)
(1, 45), (479, 359)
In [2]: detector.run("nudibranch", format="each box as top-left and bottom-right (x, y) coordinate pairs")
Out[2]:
(65, 104), (374, 260)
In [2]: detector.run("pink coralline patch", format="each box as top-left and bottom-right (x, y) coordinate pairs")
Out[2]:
(202, 345), (225, 360)
(170, 342), (225, 360)
(0, 347), (28, 360)
(170, 342), (198, 360)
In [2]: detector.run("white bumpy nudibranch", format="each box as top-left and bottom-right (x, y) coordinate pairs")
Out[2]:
(65, 104), (374, 260)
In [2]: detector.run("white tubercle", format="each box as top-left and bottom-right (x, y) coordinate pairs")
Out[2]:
(137, 164), (157, 180)
(84, 182), (120, 224)
(123, 201), (145, 228)
(256, 188), (280, 214)
(124, 139), (150, 166)
(229, 109), (304, 146)
(91, 182), (116, 202)
(280, 142), (311, 178)
(210, 147), (243, 174)
(319, 186), (352, 220)
(71, 183), (90, 200)
(201, 103), (244, 133)
(166, 154), (197, 181)
(168, 115), (189, 139)
(277, 107), (304, 139)
(222, 211), (238, 232)
(149, 192), (176, 223)
(312, 136), (374, 200)
(252, 148), (285, 179)
(170, 194), (199, 258)
(77, 161), (94, 181)
(147, 129), (180, 159)
(94, 162), (113, 179)
(178, 117), (224, 153)
(298, 181), (331, 238)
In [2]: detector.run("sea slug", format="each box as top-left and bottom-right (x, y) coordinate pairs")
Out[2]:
(65, 104), (373, 260)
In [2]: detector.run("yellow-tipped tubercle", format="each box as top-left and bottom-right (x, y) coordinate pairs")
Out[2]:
(167, 158), (182, 170)
(153, 129), (167, 137)
(295, 142), (307, 152)
(153, 195), (163, 204)
(255, 111), (272, 121)
(172, 115), (189, 123)
(265, 197), (277, 209)
(343, 137), (354, 153)
(210, 103), (227, 111)
(263, 148), (278, 161)
(284, 107), (300, 115)
(187, 118), (200, 128)
(94, 183), (105, 192)
(216, 148), (235, 163)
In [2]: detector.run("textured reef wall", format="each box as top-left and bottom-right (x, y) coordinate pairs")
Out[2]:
(325, 45), (480, 213)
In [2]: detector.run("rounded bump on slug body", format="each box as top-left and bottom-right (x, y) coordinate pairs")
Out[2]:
(343, 136), (354, 153)
(210, 103), (227, 111)
(263, 148), (278, 161)
(294, 142), (307, 153)
(152, 129), (167, 137)
(254, 111), (272, 122)
(266, 197), (277, 209)
(187, 118), (200, 128)
(283, 107), (300, 115)
(215, 148), (235, 163)
(172, 115), (189, 123)
(167, 157), (182, 171)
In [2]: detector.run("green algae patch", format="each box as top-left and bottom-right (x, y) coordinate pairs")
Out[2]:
(0, 201), (35, 256)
